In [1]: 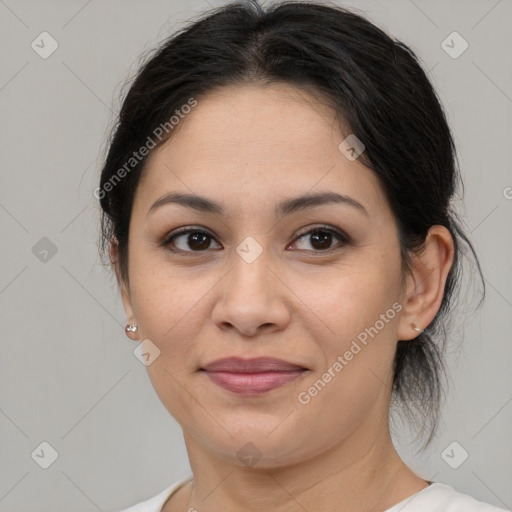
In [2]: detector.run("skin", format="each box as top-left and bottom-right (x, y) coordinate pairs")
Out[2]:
(112, 83), (454, 512)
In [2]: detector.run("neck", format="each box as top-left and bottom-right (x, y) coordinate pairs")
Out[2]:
(175, 415), (427, 512)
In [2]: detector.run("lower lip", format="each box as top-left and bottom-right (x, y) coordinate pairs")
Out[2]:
(202, 370), (306, 395)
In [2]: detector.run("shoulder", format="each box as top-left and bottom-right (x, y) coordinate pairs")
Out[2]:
(115, 476), (193, 512)
(388, 482), (511, 512)
(436, 483), (510, 512)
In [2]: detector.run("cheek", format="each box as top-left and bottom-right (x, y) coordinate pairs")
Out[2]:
(294, 249), (402, 403)
(294, 269), (401, 438)
(127, 250), (217, 362)
(297, 251), (403, 346)
(127, 260), (216, 422)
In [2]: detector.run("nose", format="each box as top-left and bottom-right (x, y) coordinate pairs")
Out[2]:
(211, 248), (291, 338)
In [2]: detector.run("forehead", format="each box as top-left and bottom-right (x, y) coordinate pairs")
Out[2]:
(152, 83), (343, 165)
(134, 83), (389, 219)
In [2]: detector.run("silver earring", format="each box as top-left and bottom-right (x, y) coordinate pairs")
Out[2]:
(125, 324), (138, 334)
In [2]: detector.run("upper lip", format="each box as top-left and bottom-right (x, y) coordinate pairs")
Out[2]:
(200, 357), (308, 373)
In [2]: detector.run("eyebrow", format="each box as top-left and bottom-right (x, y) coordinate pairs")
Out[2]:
(148, 191), (368, 218)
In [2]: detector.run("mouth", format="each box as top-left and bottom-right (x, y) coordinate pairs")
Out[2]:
(199, 357), (309, 395)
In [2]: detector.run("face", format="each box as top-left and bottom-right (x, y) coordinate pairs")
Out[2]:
(119, 83), (410, 467)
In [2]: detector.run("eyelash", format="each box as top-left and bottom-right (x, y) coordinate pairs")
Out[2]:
(161, 224), (350, 255)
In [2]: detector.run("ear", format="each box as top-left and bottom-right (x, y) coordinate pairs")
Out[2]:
(397, 225), (455, 341)
(110, 237), (139, 340)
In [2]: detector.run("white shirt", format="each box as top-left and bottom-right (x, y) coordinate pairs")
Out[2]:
(117, 476), (511, 512)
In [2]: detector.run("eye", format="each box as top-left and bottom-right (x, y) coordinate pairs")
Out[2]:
(289, 225), (349, 252)
(163, 228), (221, 253)
(162, 224), (349, 254)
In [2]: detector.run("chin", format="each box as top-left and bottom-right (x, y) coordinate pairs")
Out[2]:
(187, 419), (315, 469)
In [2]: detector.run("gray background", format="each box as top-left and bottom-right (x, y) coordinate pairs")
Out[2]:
(1, 0), (511, 511)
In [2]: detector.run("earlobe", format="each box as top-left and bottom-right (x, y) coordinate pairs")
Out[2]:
(397, 225), (455, 341)
(110, 237), (139, 340)
(119, 279), (140, 341)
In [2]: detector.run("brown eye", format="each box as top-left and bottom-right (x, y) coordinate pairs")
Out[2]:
(163, 224), (349, 255)
(291, 226), (349, 252)
(164, 229), (221, 253)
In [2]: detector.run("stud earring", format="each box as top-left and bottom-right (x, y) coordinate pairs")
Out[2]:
(411, 322), (423, 334)
(125, 324), (138, 337)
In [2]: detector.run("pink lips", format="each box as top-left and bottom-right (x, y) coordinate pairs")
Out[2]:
(200, 357), (308, 395)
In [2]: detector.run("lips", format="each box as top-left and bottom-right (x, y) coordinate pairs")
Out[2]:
(201, 356), (307, 373)
(200, 357), (309, 395)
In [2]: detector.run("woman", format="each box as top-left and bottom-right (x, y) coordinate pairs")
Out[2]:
(98, 1), (509, 511)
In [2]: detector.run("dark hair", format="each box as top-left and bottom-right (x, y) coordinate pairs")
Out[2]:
(98, 0), (484, 449)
